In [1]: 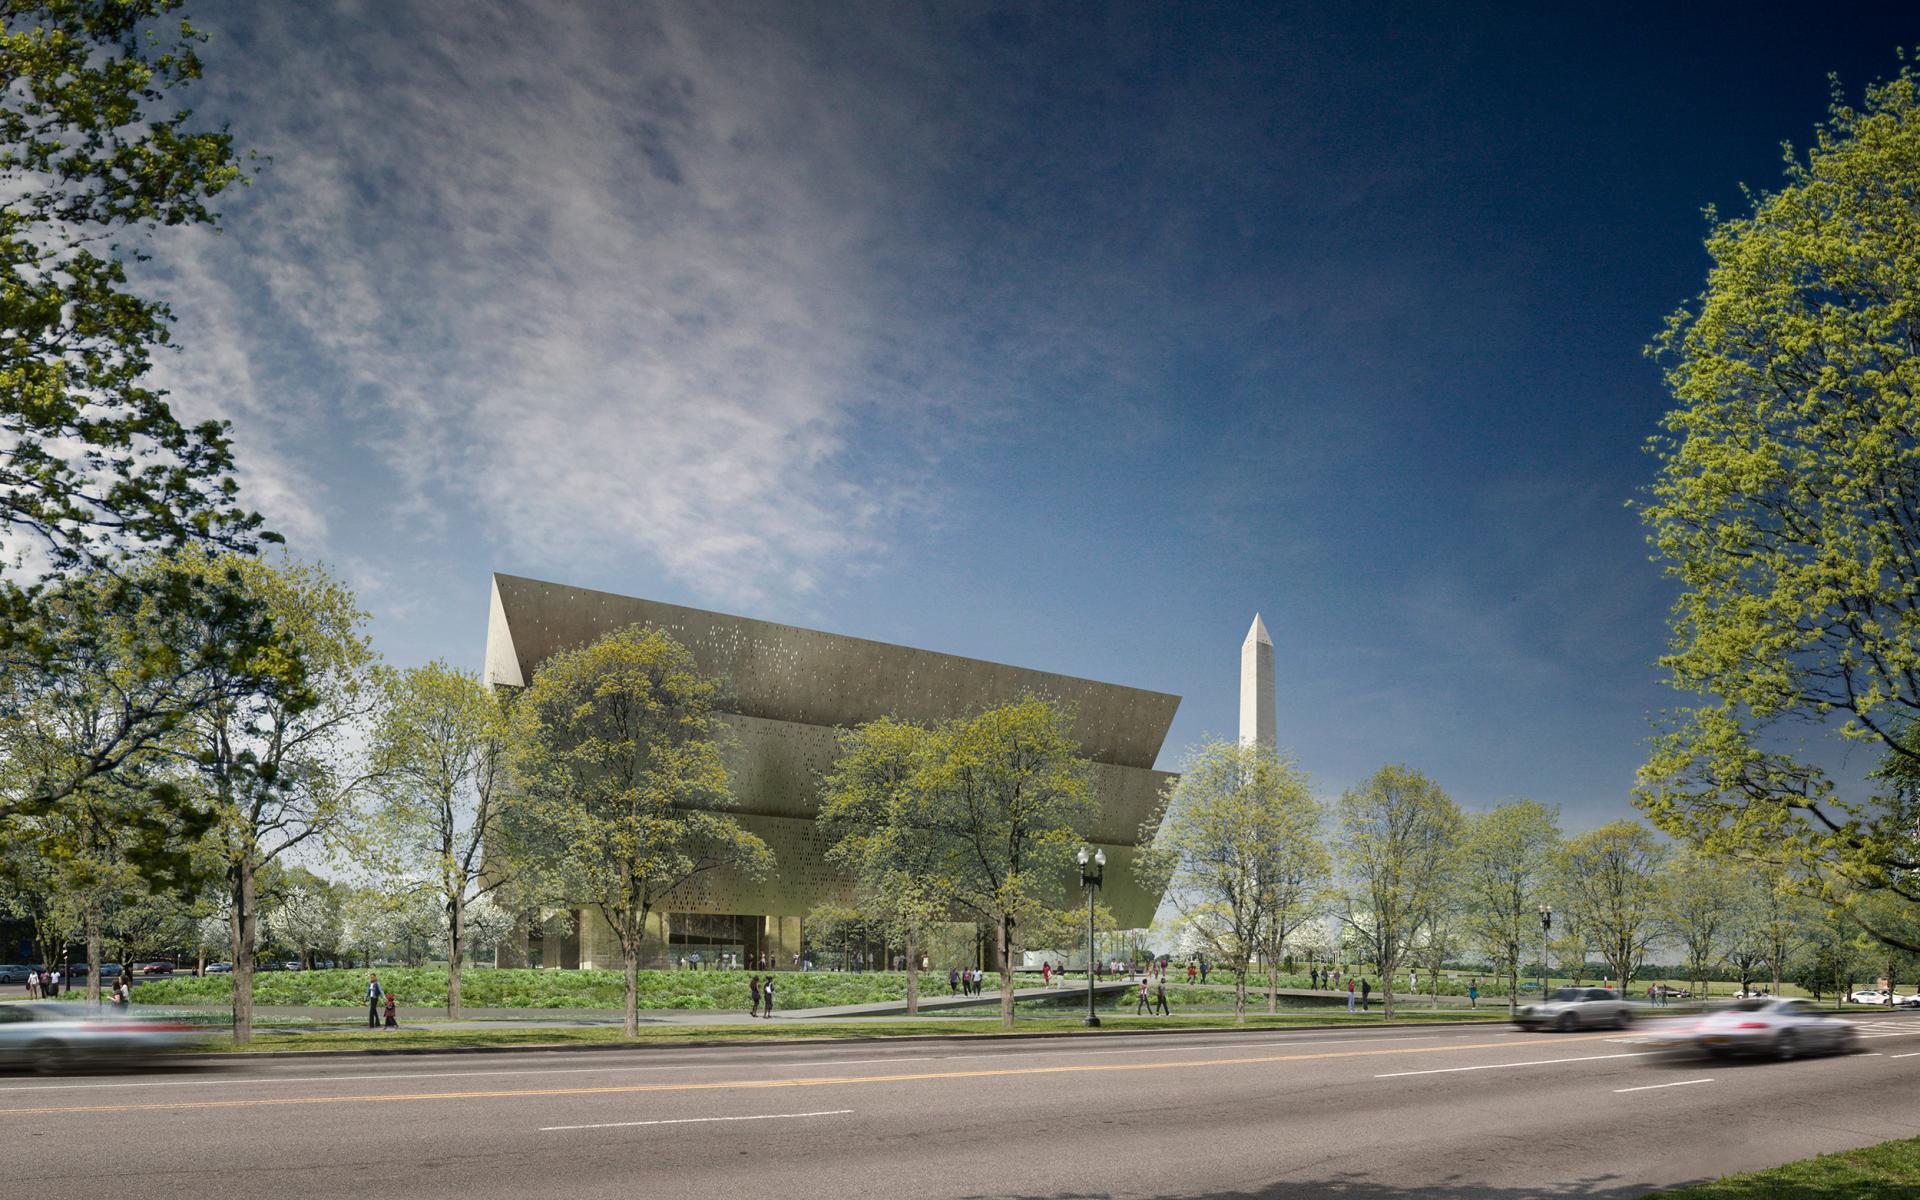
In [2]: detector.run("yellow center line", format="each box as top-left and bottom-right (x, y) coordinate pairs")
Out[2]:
(7, 1033), (1625, 1118)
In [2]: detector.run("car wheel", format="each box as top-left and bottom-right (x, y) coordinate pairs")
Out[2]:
(1837, 1028), (1859, 1055)
(1558, 1012), (1578, 1033)
(1615, 1010), (1633, 1030)
(1775, 1030), (1798, 1061)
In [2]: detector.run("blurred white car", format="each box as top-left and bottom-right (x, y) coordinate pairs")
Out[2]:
(1649, 997), (1858, 1060)
(1848, 989), (1913, 1005)
(0, 1002), (204, 1073)
(1515, 987), (1635, 1031)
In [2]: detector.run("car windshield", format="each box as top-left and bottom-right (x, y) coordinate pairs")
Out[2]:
(1549, 988), (1584, 1001)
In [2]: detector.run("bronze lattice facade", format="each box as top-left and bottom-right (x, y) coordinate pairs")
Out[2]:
(484, 573), (1179, 969)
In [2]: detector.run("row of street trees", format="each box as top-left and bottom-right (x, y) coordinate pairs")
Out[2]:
(1141, 744), (1912, 1023)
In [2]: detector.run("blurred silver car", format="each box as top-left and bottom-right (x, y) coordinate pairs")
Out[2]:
(1650, 997), (1858, 1059)
(1516, 986), (1635, 1031)
(0, 1002), (204, 1072)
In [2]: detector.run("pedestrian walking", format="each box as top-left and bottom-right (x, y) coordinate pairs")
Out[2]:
(1186, 961), (1197, 985)
(25, 969), (37, 999)
(1409, 968), (1418, 994)
(1346, 978), (1355, 1012)
(1137, 976), (1151, 1015)
(1361, 978), (1371, 1012)
(1310, 967), (1319, 990)
(1042, 962), (1052, 987)
(763, 975), (775, 1017)
(1469, 980), (1479, 1009)
(1154, 977), (1171, 1016)
(1200, 960), (1210, 985)
(383, 991), (398, 1028)
(948, 966), (959, 995)
(749, 974), (763, 1017)
(366, 972), (383, 1029)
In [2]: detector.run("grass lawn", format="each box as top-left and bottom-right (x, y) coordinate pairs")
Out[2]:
(135, 967), (1049, 1010)
(188, 1009), (1510, 1053)
(1653, 1135), (1920, 1198)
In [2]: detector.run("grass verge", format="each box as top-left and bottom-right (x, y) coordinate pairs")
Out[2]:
(1653, 1135), (1920, 1197)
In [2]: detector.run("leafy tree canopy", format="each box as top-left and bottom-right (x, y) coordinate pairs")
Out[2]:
(1637, 61), (1920, 950)
(3, 0), (266, 571)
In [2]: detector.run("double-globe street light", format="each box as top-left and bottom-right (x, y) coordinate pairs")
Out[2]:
(1078, 846), (1106, 1027)
(1537, 904), (1553, 995)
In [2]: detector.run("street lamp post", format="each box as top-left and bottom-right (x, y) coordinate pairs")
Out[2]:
(1079, 847), (1105, 1027)
(1537, 904), (1553, 996)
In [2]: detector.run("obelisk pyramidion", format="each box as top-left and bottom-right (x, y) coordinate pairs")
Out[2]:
(1240, 613), (1275, 751)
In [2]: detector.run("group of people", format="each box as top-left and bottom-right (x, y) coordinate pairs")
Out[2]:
(22, 968), (61, 998)
(1136, 973), (1173, 1015)
(746, 974), (777, 1017)
(364, 973), (399, 1029)
(948, 966), (987, 995)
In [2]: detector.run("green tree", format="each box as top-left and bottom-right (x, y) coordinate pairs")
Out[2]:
(1137, 740), (1325, 1023)
(166, 554), (376, 1043)
(1555, 822), (1668, 993)
(1337, 765), (1462, 1019)
(1637, 63), (1920, 954)
(366, 661), (522, 1017)
(897, 698), (1095, 1027)
(1664, 850), (1735, 1003)
(1, 0), (263, 570)
(817, 717), (946, 1014)
(513, 625), (772, 1038)
(1459, 800), (1561, 1015)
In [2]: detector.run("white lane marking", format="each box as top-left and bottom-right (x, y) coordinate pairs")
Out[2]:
(1614, 1078), (1712, 1094)
(0, 1034), (1439, 1093)
(542, 1108), (852, 1132)
(1376, 1051), (1656, 1079)
(1890, 1052), (1920, 1059)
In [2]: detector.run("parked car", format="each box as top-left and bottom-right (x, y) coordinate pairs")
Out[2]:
(0, 965), (33, 985)
(0, 1002), (204, 1073)
(1649, 985), (1692, 999)
(204, 962), (232, 974)
(1515, 986), (1635, 1031)
(1649, 997), (1859, 1059)
(135, 961), (175, 976)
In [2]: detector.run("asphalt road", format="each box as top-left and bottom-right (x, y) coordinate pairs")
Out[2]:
(7, 1014), (1920, 1199)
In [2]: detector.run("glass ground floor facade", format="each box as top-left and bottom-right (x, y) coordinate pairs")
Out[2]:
(498, 909), (1005, 972)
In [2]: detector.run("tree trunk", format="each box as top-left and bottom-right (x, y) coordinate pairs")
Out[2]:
(998, 913), (1015, 1029)
(231, 862), (257, 1046)
(1267, 957), (1278, 1015)
(85, 903), (102, 1005)
(905, 929), (920, 1016)
(1508, 953), (1519, 1017)
(448, 892), (465, 1020)
(1234, 966), (1246, 1025)
(619, 906), (642, 1038)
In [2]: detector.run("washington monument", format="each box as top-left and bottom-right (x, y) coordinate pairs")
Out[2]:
(1240, 613), (1275, 751)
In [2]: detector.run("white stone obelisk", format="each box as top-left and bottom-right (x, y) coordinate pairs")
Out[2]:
(1240, 613), (1275, 751)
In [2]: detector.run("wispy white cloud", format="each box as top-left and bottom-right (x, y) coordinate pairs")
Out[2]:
(150, 0), (970, 605)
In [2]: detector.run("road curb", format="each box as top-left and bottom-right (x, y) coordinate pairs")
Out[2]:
(168, 1016), (1515, 1062)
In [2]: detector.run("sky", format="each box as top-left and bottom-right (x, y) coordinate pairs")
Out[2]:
(144, 0), (1920, 830)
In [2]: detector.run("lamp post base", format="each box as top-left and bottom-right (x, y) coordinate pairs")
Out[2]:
(1084, 1015), (1101, 1027)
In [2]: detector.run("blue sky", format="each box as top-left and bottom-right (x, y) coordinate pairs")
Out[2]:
(149, 1), (1920, 828)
